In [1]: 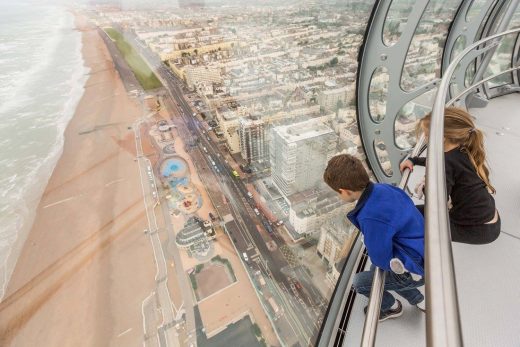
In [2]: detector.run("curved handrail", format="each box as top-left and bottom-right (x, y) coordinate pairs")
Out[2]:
(427, 27), (520, 346)
(448, 66), (520, 106)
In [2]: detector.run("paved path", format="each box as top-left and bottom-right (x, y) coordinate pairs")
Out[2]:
(134, 117), (181, 347)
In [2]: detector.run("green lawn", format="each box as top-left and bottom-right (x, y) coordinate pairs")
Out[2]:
(104, 28), (162, 90)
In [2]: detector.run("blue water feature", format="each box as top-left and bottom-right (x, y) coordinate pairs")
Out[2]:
(161, 158), (187, 177)
(169, 177), (189, 189)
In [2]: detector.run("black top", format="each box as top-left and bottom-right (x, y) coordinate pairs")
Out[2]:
(410, 147), (495, 225)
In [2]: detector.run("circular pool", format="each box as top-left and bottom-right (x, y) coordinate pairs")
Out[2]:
(161, 157), (188, 177)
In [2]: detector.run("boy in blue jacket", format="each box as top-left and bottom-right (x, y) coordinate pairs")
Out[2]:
(323, 154), (425, 321)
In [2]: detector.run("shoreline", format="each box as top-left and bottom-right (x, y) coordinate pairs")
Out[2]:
(0, 7), (90, 301)
(0, 12), (156, 347)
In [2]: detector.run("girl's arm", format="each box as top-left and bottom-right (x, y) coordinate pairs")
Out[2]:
(409, 156), (426, 166)
(399, 156), (425, 172)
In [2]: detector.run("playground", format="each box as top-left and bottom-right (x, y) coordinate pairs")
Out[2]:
(160, 157), (202, 214)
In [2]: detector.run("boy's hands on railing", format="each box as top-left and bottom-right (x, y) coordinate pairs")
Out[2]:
(400, 159), (414, 173)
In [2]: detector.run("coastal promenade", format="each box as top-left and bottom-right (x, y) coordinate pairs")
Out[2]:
(134, 115), (185, 347)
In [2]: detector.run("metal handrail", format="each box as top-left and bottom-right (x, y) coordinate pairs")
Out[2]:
(361, 27), (520, 347)
(427, 27), (520, 347)
(448, 66), (520, 106)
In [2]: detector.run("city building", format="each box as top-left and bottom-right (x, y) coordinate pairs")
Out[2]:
(317, 80), (348, 112)
(270, 119), (337, 196)
(239, 116), (269, 164)
(288, 189), (351, 235)
(215, 108), (242, 154)
(175, 217), (216, 257)
(317, 215), (356, 266)
(185, 65), (222, 90)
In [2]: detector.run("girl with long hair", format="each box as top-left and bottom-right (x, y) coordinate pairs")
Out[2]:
(400, 106), (500, 244)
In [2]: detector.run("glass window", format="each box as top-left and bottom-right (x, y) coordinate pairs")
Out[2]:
(401, 0), (461, 91)
(450, 35), (467, 63)
(466, 0), (488, 22)
(0, 1), (376, 347)
(394, 90), (436, 150)
(485, 10), (520, 87)
(450, 35), (468, 93)
(368, 66), (389, 122)
(383, 0), (415, 46)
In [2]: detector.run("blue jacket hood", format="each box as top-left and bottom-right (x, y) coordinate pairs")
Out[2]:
(347, 182), (424, 275)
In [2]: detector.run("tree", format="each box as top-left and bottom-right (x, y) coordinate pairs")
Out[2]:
(330, 57), (339, 66)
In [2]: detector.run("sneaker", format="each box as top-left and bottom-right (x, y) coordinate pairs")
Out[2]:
(411, 273), (423, 282)
(416, 300), (426, 313)
(390, 258), (423, 282)
(363, 299), (403, 322)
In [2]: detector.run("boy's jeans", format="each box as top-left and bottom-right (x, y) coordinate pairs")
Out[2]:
(353, 264), (424, 313)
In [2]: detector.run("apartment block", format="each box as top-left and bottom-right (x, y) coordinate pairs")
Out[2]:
(239, 116), (269, 164)
(270, 119), (337, 196)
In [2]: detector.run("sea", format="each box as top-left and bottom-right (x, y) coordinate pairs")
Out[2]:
(0, 1), (89, 299)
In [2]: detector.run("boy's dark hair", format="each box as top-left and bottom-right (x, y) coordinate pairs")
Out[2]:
(323, 154), (369, 192)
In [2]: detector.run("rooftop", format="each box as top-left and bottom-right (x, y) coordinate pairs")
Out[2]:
(274, 119), (333, 143)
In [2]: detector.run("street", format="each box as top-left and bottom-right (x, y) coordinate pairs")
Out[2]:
(122, 27), (328, 347)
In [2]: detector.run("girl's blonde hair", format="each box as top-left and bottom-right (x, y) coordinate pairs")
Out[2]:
(418, 106), (495, 194)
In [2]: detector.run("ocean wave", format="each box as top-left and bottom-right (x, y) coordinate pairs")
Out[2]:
(0, 8), (70, 115)
(0, 5), (89, 300)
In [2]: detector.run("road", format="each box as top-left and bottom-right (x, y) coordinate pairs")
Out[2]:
(121, 27), (327, 347)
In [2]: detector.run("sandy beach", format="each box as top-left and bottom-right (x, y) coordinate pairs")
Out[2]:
(0, 14), (155, 347)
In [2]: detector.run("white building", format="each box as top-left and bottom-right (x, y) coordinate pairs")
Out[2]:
(288, 190), (351, 235)
(270, 119), (337, 196)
